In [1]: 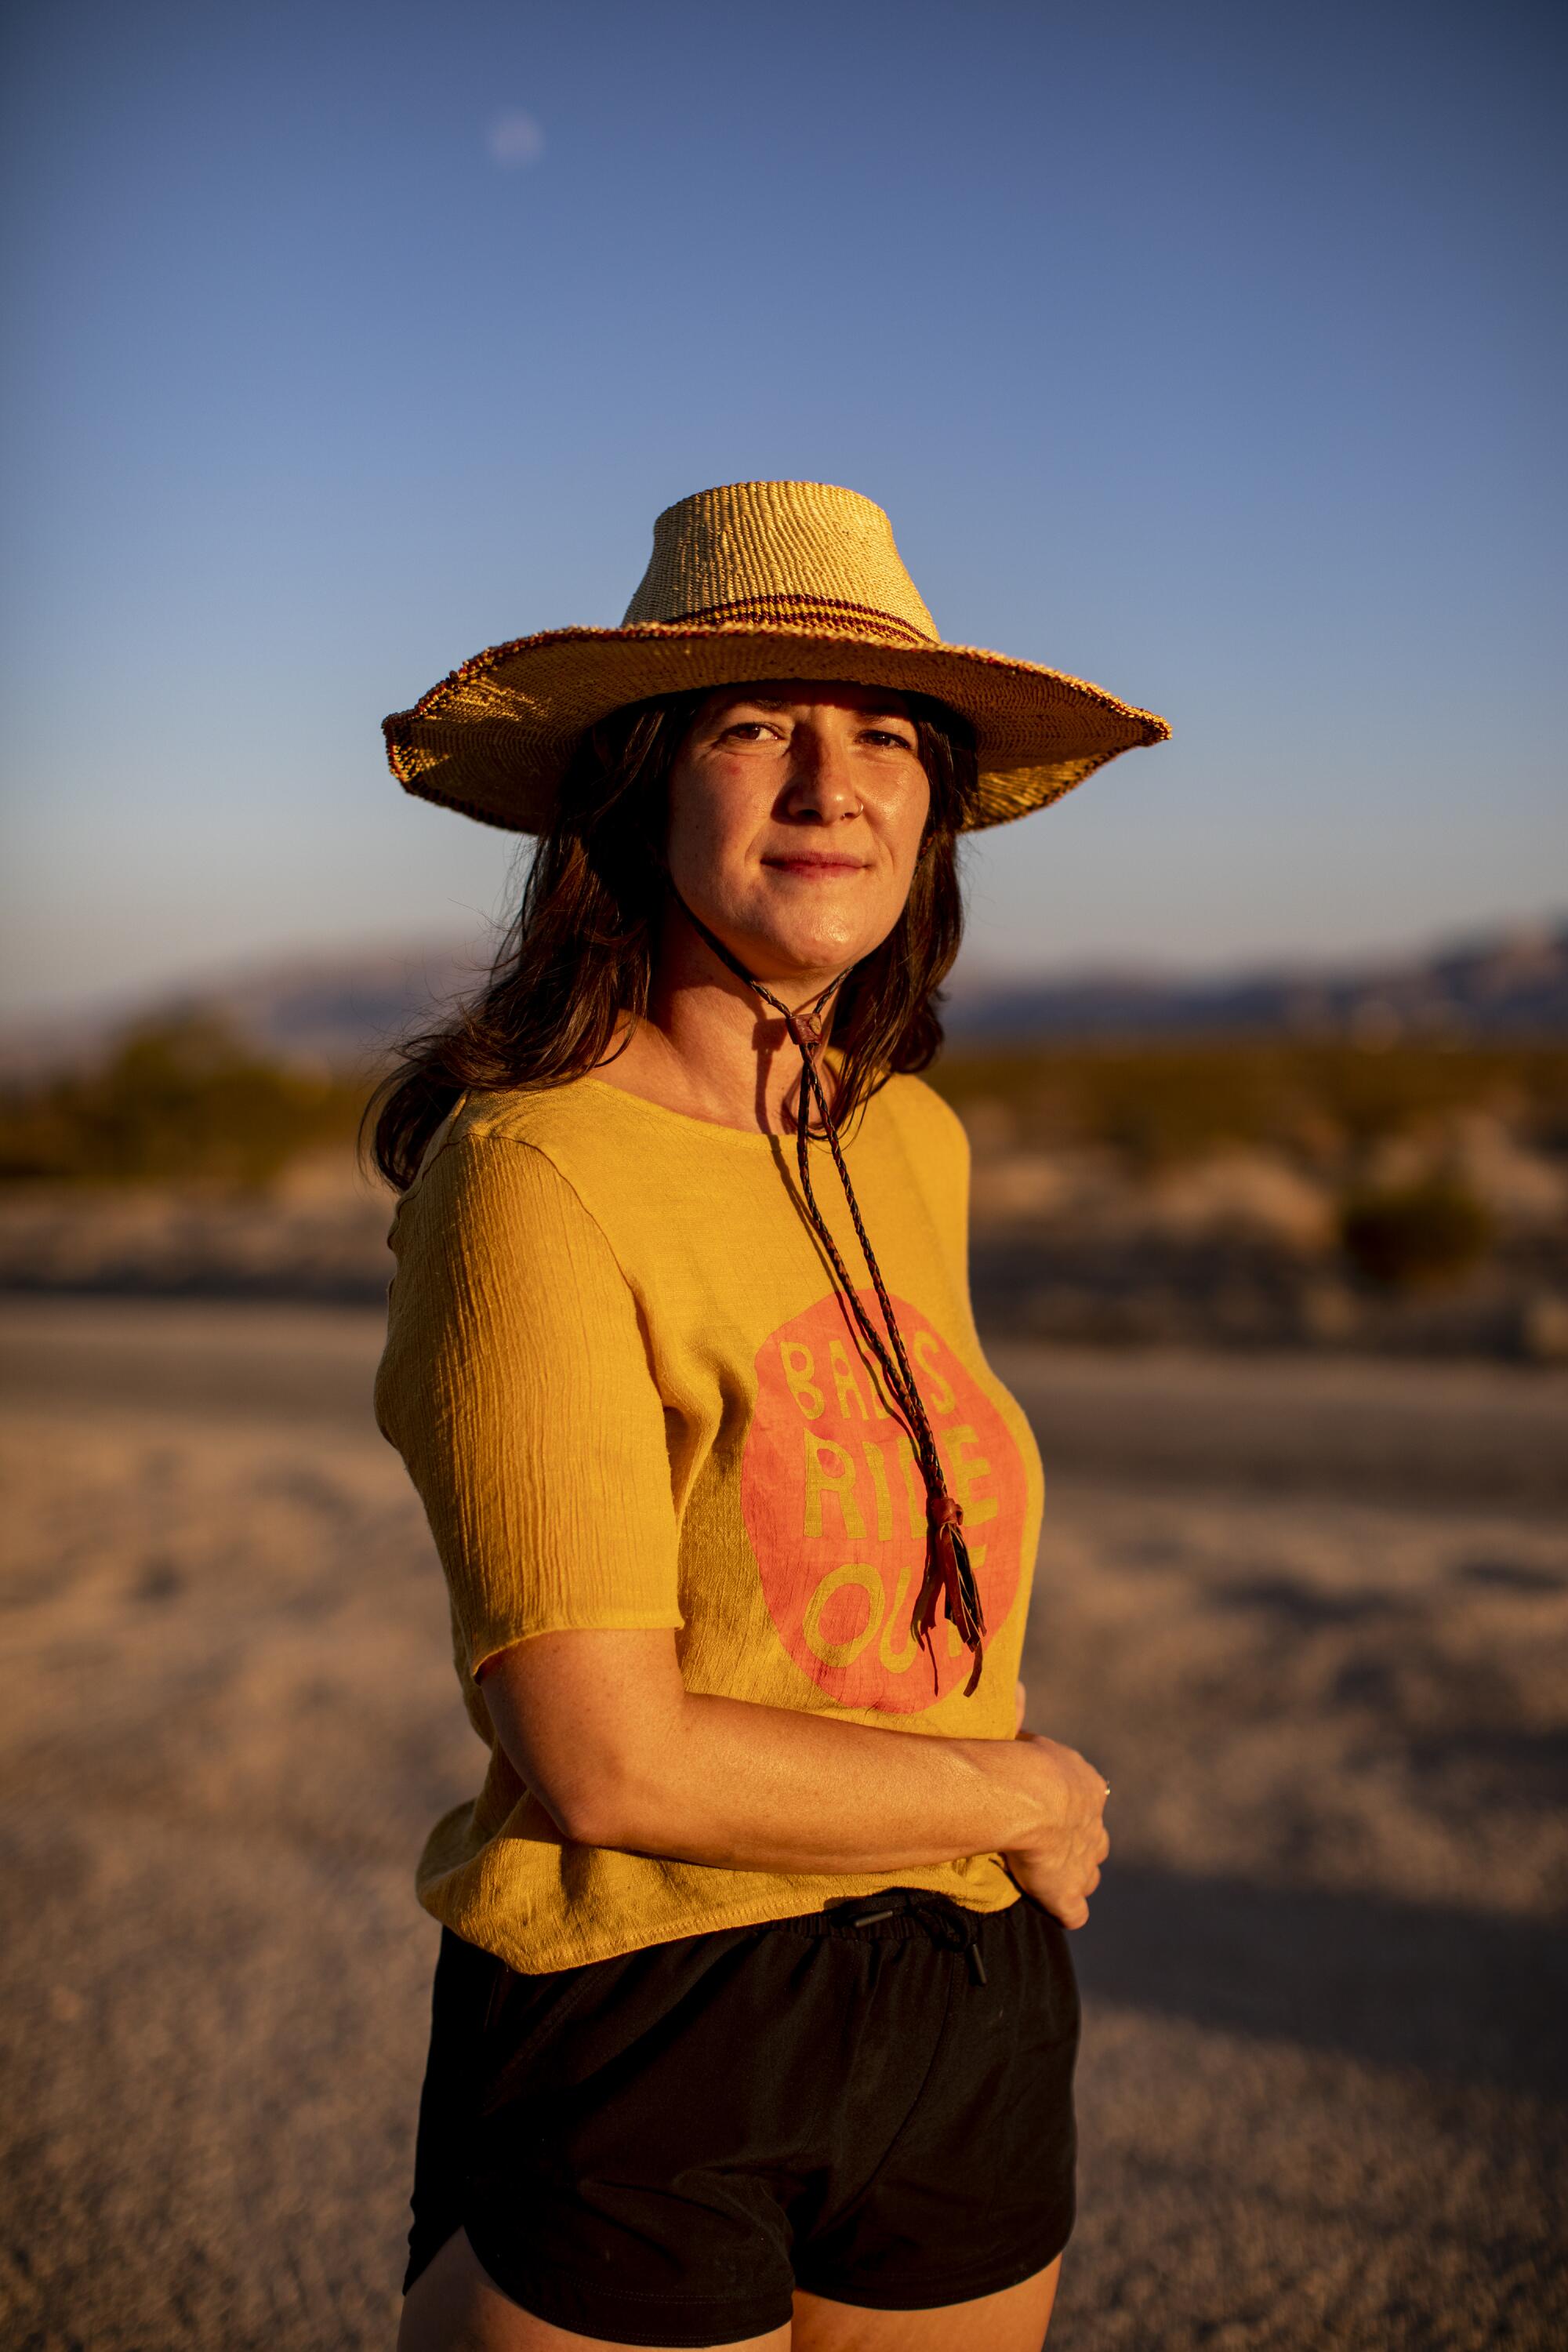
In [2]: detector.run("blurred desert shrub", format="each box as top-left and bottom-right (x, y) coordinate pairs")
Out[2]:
(0, 1017), (367, 1188)
(927, 1039), (1568, 1171)
(1338, 1180), (1494, 1289)
(5, 1025), (1563, 1214)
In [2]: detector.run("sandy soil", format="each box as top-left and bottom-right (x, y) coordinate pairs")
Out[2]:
(1, 1298), (1565, 2351)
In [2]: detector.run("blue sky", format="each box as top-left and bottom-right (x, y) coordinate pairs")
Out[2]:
(2, 0), (1563, 1018)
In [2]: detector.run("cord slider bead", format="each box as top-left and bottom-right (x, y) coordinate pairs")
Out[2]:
(926, 1490), (964, 1528)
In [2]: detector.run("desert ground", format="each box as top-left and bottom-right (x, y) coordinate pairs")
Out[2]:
(1, 1296), (1565, 2350)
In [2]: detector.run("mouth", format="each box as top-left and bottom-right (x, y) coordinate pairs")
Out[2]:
(761, 855), (866, 877)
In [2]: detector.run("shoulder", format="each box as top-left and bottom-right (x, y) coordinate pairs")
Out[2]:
(391, 1081), (619, 1256)
(382, 1084), (646, 1369)
(448, 1078), (606, 1156)
(868, 1071), (971, 1168)
(376, 1090), (662, 1465)
(853, 1071), (971, 1232)
(412, 1077), (633, 1188)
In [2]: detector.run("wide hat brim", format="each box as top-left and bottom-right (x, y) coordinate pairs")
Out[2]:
(383, 618), (1169, 837)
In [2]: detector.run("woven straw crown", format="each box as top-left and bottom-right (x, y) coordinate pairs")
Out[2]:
(383, 479), (1168, 833)
(621, 479), (940, 645)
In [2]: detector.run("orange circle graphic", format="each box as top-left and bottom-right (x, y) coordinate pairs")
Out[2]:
(742, 1290), (1026, 1712)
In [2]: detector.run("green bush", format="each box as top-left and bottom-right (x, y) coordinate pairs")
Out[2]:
(0, 1016), (365, 1188)
(1338, 1180), (1494, 1290)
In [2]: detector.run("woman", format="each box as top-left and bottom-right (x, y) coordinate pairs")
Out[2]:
(372, 480), (1167, 2352)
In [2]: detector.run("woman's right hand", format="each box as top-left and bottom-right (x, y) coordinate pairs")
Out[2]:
(1003, 1733), (1111, 1930)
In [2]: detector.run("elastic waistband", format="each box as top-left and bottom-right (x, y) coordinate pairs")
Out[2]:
(774, 1888), (995, 1980)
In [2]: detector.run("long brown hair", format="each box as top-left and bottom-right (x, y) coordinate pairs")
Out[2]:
(366, 682), (975, 1192)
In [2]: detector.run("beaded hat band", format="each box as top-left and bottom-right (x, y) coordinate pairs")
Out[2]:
(383, 479), (1169, 834)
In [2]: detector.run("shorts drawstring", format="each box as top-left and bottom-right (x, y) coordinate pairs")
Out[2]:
(848, 1895), (989, 1986)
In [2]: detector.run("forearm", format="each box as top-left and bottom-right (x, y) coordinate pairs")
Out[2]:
(483, 1632), (1062, 1874)
(602, 1693), (1058, 1871)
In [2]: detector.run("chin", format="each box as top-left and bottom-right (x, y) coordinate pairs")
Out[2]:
(713, 878), (901, 982)
(761, 917), (886, 979)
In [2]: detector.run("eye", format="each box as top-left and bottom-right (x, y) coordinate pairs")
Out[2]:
(718, 720), (779, 742)
(862, 726), (917, 751)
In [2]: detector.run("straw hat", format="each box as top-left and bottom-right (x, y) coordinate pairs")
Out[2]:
(383, 480), (1169, 833)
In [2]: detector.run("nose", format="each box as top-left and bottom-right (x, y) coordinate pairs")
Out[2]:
(782, 721), (862, 822)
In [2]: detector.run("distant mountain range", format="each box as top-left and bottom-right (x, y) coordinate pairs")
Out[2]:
(3, 920), (1566, 1077)
(0, 942), (484, 1080)
(944, 919), (1568, 1044)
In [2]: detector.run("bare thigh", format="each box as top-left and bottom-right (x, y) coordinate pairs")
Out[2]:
(397, 2230), (1062, 2352)
(791, 2257), (1062, 2351)
(395, 2227), (792, 2352)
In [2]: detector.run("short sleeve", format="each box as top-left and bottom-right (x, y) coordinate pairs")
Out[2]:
(374, 1129), (683, 1676)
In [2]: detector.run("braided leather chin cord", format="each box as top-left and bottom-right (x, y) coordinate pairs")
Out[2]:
(670, 890), (986, 1697)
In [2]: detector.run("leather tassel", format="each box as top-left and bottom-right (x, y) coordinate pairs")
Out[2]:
(912, 1491), (986, 1696)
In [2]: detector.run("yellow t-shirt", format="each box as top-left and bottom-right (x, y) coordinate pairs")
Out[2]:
(374, 1069), (1044, 1974)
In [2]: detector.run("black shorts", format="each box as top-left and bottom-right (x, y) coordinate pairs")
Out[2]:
(405, 1886), (1080, 2348)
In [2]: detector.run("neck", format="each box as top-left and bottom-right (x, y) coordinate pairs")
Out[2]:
(596, 895), (851, 1138)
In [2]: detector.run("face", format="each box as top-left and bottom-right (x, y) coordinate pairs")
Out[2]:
(662, 681), (931, 989)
